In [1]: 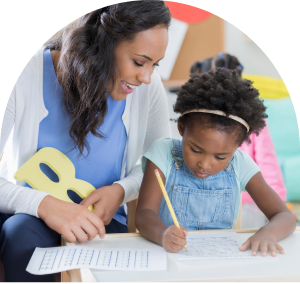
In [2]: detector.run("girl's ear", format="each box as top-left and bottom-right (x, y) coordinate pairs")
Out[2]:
(177, 122), (184, 137)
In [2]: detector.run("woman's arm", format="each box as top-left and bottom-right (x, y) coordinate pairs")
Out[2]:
(239, 172), (296, 256)
(136, 159), (187, 252)
(0, 48), (107, 243)
(0, 87), (50, 216)
(118, 71), (172, 205)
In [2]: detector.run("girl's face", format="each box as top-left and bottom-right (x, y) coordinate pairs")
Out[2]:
(110, 25), (168, 101)
(178, 122), (240, 179)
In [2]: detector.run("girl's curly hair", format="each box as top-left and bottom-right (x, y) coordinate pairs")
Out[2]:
(174, 68), (267, 145)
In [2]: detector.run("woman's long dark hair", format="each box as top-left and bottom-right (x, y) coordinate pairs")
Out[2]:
(45, 1), (171, 156)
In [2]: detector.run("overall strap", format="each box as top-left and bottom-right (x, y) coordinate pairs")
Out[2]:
(224, 155), (235, 172)
(171, 139), (184, 169)
(171, 139), (183, 159)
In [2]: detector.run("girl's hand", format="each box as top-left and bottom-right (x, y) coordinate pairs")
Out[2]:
(38, 195), (106, 243)
(162, 225), (188, 253)
(239, 227), (285, 257)
(80, 183), (125, 225)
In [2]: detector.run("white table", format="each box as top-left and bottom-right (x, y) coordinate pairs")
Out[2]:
(63, 227), (300, 282)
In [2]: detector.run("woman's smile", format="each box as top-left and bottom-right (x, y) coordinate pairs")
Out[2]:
(120, 80), (138, 94)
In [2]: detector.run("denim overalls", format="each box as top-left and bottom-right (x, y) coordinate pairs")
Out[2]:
(158, 139), (238, 231)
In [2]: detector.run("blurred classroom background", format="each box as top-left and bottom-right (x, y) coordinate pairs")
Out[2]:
(159, 2), (300, 228)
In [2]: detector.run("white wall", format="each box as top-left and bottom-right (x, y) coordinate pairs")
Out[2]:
(224, 21), (281, 79)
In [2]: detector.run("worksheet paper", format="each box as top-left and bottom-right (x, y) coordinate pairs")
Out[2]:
(26, 246), (167, 275)
(168, 232), (277, 261)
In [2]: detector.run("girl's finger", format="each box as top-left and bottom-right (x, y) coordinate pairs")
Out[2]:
(169, 244), (181, 253)
(171, 234), (187, 247)
(250, 241), (260, 256)
(172, 227), (186, 239)
(268, 243), (277, 257)
(180, 226), (189, 236)
(170, 241), (185, 252)
(239, 238), (250, 251)
(260, 242), (268, 257)
(275, 243), (285, 254)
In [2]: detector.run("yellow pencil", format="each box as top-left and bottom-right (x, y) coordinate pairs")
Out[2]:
(154, 169), (188, 251)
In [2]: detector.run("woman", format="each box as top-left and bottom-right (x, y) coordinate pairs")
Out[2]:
(0, 1), (171, 281)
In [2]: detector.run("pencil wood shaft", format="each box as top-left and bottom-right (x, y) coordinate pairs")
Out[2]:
(154, 169), (187, 250)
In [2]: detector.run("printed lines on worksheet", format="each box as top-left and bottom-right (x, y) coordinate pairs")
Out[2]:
(96, 250), (112, 267)
(39, 250), (59, 271)
(77, 249), (95, 266)
(178, 236), (253, 258)
(140, 251), (149, 268)
(29, 247), (166, 275)
(94, 250), (149, 269)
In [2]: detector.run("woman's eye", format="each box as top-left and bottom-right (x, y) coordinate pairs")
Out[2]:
(216, 156), (226, 160)
(133, 60), (143, 67)
(154, 62), (160, 67)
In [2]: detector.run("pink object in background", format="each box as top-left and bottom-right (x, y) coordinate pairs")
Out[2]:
(239, 123), (287, 203)
(165, 2), (211, 24)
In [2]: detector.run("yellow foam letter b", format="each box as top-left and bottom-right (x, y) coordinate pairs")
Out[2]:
(14, 147), (95, 211)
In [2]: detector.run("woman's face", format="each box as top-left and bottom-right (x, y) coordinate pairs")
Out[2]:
(110, 25), (168, 101)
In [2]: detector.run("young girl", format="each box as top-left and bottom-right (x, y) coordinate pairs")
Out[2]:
(136, 68), (296, 256)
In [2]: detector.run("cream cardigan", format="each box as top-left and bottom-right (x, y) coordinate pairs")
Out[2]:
(0, 46), (171, 217)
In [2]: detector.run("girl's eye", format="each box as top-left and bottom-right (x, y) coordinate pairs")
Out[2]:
(191, 147), (201, 153)
(216, 156), (226, 160)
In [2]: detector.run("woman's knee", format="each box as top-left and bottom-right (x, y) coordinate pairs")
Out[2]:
(0, 214), (60, 249)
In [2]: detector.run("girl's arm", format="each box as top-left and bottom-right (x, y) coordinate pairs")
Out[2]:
(136, 159), (187, 252)
(239, 172), (296, 256)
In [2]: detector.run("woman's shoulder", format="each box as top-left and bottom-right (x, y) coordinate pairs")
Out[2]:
(16, 46), (45, 89)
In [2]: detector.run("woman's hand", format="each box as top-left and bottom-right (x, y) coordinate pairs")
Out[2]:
(162, 225), (188, 253)
(37, 195), (105, 243)
(239, 226), (285, 257)
(80, 183), (125, 225)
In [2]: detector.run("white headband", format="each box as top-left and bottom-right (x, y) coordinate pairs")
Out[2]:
(180, 109), (250, 133)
